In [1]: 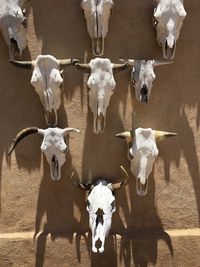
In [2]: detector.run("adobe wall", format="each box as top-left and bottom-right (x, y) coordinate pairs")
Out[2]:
(0, 0), (200, 266)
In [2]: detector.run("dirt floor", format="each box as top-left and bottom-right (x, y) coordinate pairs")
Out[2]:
(0, 0), (200, 266)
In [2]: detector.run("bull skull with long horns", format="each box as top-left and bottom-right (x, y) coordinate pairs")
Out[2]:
(75, 58), (128, 134)
(81, 0), (113, 56)
(71, 165), (129, 253)
(10, 55), (79, 126)
(8, 126), (80, 180)
(116, 128), (177, 196)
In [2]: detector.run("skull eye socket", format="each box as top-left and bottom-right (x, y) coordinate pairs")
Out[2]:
(153, 17), (158, 27)
(21, 18), (27, 28)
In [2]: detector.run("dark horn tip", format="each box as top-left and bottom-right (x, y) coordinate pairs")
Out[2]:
(8, 145), (14, 156)
(71, 59), (79, 65)
(167, 133), (177, 137)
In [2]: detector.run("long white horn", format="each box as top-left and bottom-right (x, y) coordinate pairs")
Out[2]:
(116, 131), (134, 144)
(115, 131), (132, 139)
(153, 130), (177, 141)
(112, 63), (129, 72)
(9, 60), (35, 69)
(62, 128), (80, 135)
(74, 63), (91, 73)
(153, 60), (173, 67)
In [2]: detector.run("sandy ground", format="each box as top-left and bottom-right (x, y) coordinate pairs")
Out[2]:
(0, 0), (200, 266)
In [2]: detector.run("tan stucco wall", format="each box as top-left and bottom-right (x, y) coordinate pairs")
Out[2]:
(0, 0), (200, 266)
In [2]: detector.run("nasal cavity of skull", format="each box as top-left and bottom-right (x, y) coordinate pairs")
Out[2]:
(96, 208), (104, 227)
(52, 155), (56, 162)
(10, 37), (17, 45)
(140, 85), (148, 103)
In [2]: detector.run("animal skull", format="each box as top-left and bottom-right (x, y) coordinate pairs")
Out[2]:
(8, 126), (80, 180)
(116, 128), (177, 196)
(0, 0), (28, 59)
(75, 58), (128, 133)
(10, 55), (79, 126)
(120, 59), (172, 103)
(81, 0), (113, 56)
(153, 0), (187, 59)
(71, 166), (129, 253)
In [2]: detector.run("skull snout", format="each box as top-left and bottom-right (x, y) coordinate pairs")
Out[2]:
(92, 209), (105, 253)
(163, 39), (176, 59)
(94, 104), (106, 134)
(94, 112), (105, 134)
(136, 177), (148, 196)
(92, 37), (104, 56)
(96, 208), (104, 226)
(140, 85), (149, 103)
(44, 110), (57, 127)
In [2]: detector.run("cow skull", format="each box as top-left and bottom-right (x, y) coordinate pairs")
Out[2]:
(0, 0), (28, 59)
(75, 58), (128, 133)
(153, 0), (187, 59)
(71, 165), (129, 253)
(8, 126), (80, 180)
(116, 128), (177, 196)
(120, 59), (172, 103)
(10, 55), (79, 126)
(81, 0), (113, 56)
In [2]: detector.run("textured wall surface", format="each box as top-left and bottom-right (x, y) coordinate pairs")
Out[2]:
(0, 0), (200, 266)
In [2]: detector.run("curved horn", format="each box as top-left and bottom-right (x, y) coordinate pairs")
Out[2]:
(8, 127), (38, 155)
(115, 131), (132, 139)
(112, 63), (129, 72)
(116, 131), (134, 142)
(71, 171), (92, 190)
(9, 60), (34, 69)
(112, 165), (129, 190)
(74, 63), (91, 73)
(62, 128), (80, 135)
(153, 130), (177, 141)
(58, 58), (79, 66)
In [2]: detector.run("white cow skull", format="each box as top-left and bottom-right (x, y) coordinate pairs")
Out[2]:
(71, 166), (129, 253)
(8, 126), (80, 180)
(153, 0), (187, 59)
(10, 55), (79, 126)
(75, 58), (128, 133)
(0, 0), (28, 59)
(81, 0), (113, 56)
(120, 59), (172, 103)
(116, 128), (177, 196)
